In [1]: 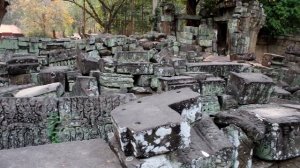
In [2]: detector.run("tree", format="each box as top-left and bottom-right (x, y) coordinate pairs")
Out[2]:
(0, 0), (9, 24)
(63, 0), (127, 33)
(9, 0), (74, 37)
(260, 0), (300, 36)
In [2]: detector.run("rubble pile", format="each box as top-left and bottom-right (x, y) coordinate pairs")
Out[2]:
(0, 29), (299, 167)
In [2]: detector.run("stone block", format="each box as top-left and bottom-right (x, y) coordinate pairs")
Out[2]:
(198, 39), (213, 47)
(186, 62), (251, 78)
(114, 51), (150, 64)
(99, 49), (112, 57)
(99, 57), (115, 73)
(158, 76), (199, 92)
(9, 74), (32, 85)
(99, 73), (134, 88)
(223, 125), (254, 168)
(200, 96), (221, 115)
(71, 76), (99, 96)
(0, 77), (8, 87)
(173, 115), (233, 168)
(218, 94), (239, 110)
(180, 32), (194, 40)
(76, 52), (99, 75)
(216, 105), (300, 161)
(184, 26), (199, 36)
(0, 97), (58, 149)
(117, 62), (153, 75)
(58, 94), (134, 142)
(137, 75), (153, 87)
(199, 77), (226, 96)
(227, 72), (275, 104)
(111, 88), (201, 158)
(0, 39), (18, 50)
(14, 83), (64, 98)
(38, 66), (69, 89)
(153, 65), (175, 77)
(6, 55), (39, 75)
(104, 35), (127, 47)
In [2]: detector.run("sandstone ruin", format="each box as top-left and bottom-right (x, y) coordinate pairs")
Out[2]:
(0, 0), (299, 167)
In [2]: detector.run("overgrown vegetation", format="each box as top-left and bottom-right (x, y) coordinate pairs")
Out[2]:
(47, 112), (61, 143)
(260, 0), (300, 36)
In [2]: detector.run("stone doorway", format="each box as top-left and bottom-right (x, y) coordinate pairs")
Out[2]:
(217, 21), (228, 55)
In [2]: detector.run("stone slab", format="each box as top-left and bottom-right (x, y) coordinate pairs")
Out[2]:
(114, 51), (150, 64)
(186, 62), (251, 78)
(0, 139), (122, 168)
(111, 88), (201, 158)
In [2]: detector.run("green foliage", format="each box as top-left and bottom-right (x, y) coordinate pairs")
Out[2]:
(47, 112), (61, 143)
(260, 0), (300, 36)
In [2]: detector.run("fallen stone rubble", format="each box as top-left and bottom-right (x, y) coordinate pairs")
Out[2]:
(0, 31), (299, 168)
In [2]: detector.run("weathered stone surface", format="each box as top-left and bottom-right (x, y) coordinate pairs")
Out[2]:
(39, 66), (69, 89)
(114, 51), (151, 63)
(249, 106), (300, 161)
(0, 84), (35, 97)
(215, 105), (300, 161)
(0, 139), (122, 168)
(117, 62), (153, 75)
(0, 77), (8, 87)
(71, 76), (99, 96)
(214, 109), (266, 141)
(227, 72), (275, 104)
(14, 82), (64, 98)
(173, 115), (233, 168)
(153, 64), (175, 77)
(223, 125), (254, 168)
(200, 96), (221, 115)
(9, 74), (32, 85)
(0, 97), (58, 149)
(186, 62), (251, 78)
(99, 73), (134, 88)
(218, 94), (238, 110)
(272, 86), (291, 99)
(76, 52), (99, 75)
(157, 76), (199, 92)
(199, 77), (226, 96)
(6, 55), (39, 75)
(99, 57), (115, 73)
(137, 75), (153, 87)
(111, 88), (201, 158)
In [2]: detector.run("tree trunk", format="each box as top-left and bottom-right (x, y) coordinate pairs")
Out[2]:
(0, 0), (9, 25)
(152, 0), (159, 15)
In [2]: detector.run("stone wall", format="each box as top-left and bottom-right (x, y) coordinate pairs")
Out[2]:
(256, 35), (300, 61)
(0, 94), (132, 150)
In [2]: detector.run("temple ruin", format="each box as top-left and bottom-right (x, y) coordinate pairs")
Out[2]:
(0, 0), (299, 167)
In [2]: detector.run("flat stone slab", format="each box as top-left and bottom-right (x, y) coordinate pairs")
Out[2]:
(186, 62), (251, 78)
(114, 51), (150, 63)
(158, 76), (199, 92)
(99, 73), (134, 88)
(0, 139), (122, 168)
(111, 88), (201, 158)
(116, 62), (153, 75)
